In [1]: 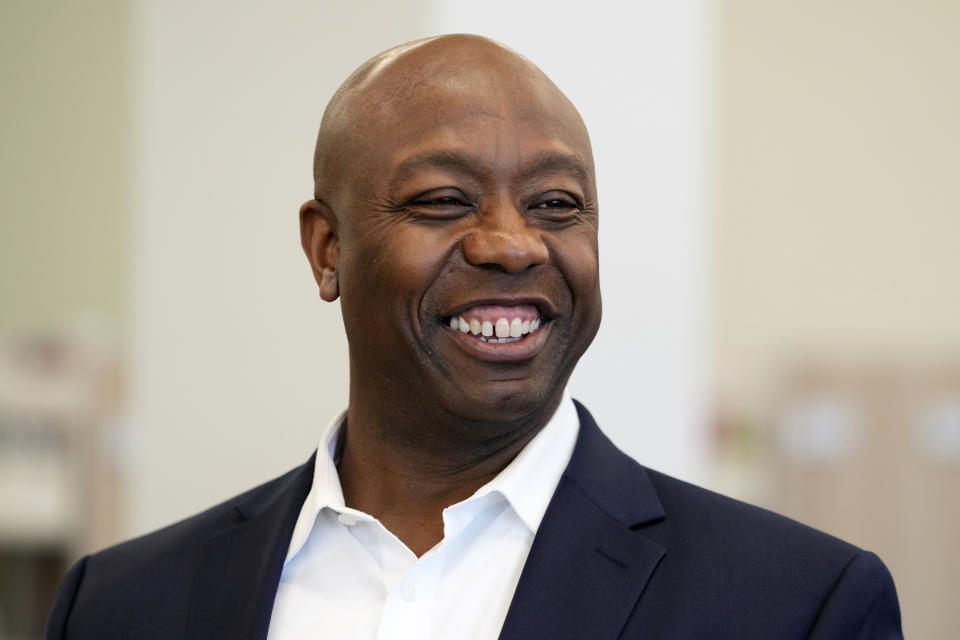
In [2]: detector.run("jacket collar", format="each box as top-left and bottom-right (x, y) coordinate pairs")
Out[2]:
(498, 401), (666, 640)
(186, 453), (316, 640)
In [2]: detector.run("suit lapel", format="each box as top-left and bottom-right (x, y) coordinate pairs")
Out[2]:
(186, 454), (315, 640)
(499, 403), (666, 640)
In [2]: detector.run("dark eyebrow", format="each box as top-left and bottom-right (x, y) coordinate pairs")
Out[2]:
(388, 149), (591, 193)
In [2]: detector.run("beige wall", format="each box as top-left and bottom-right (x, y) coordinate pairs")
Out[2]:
(715, 2), (960, 637)
(715, 0), (960, 407)
(0, 1), (129, 335)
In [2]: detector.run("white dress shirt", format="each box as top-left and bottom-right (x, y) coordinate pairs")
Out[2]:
(267, 393), (580, 640)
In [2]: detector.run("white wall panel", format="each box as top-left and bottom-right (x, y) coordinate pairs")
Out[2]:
(128, 0), (432, 536)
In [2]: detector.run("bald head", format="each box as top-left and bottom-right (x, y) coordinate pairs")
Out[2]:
(299, 34), (601, 432)
(312, 35), (592, 206)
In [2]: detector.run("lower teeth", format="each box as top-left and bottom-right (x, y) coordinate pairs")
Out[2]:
(480, 336), (522, 344)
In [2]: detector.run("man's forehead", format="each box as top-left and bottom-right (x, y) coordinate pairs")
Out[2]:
(365, 87), (593, 190)
(314, 35), (593, 198)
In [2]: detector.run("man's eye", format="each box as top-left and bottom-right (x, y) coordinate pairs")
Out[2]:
(534, 198), (575, 209)
(415, 196), (468, 207)
(404, 192), (473, 221)
(530, 194), (581, 214)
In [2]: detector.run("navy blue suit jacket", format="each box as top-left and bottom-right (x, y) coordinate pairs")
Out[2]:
(47, 403), (903, 638)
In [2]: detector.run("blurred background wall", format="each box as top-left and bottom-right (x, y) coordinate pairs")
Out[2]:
(713, 2), (960, 636)
(2, 0), (958, 638)
(2, 3), (130, 635)
(1, 2), (129, 338)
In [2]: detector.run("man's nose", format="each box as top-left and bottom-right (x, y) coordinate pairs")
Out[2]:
(460, 200), (549, 273)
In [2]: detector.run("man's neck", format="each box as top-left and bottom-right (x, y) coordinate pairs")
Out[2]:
(335, 400), (558, 556)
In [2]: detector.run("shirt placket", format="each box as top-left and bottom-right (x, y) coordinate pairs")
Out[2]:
(375, 542), (442, 640)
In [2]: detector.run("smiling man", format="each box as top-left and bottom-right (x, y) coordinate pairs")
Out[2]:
(48, 35), (902, 639)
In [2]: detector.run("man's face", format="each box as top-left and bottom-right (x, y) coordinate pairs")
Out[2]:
(322, 58), (601, 425)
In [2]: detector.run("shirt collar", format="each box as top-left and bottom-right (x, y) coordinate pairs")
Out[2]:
(284, 393), (579, 563)
(284, 409), (349, 562)
(461, 392), (579, 533)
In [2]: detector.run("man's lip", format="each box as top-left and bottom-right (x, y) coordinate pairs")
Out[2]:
(440, 295), (558, 321)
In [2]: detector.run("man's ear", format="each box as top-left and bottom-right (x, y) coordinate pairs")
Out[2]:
(300, 199), (340, 301)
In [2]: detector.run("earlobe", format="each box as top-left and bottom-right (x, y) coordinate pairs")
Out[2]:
(318, 266), (339, 301)
(299, 199), (340, 301)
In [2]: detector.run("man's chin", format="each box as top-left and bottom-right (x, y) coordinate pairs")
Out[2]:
(440, 379), (562, 427)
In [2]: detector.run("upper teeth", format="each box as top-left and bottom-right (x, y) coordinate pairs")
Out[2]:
(449, 315), (540, 337)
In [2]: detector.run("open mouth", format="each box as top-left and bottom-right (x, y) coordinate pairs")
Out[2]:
(441, 304), (544, 344)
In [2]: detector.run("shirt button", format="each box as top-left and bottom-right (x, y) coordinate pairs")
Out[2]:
(337, 513), (357, 526)
(401, 583), (418, 602)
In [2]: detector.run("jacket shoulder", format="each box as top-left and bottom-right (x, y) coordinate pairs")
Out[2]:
(630, 468), (901, 638)
(90, 461), (305, 569)
(46, 460), (311, 639)
(644, 467), (860, 559)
